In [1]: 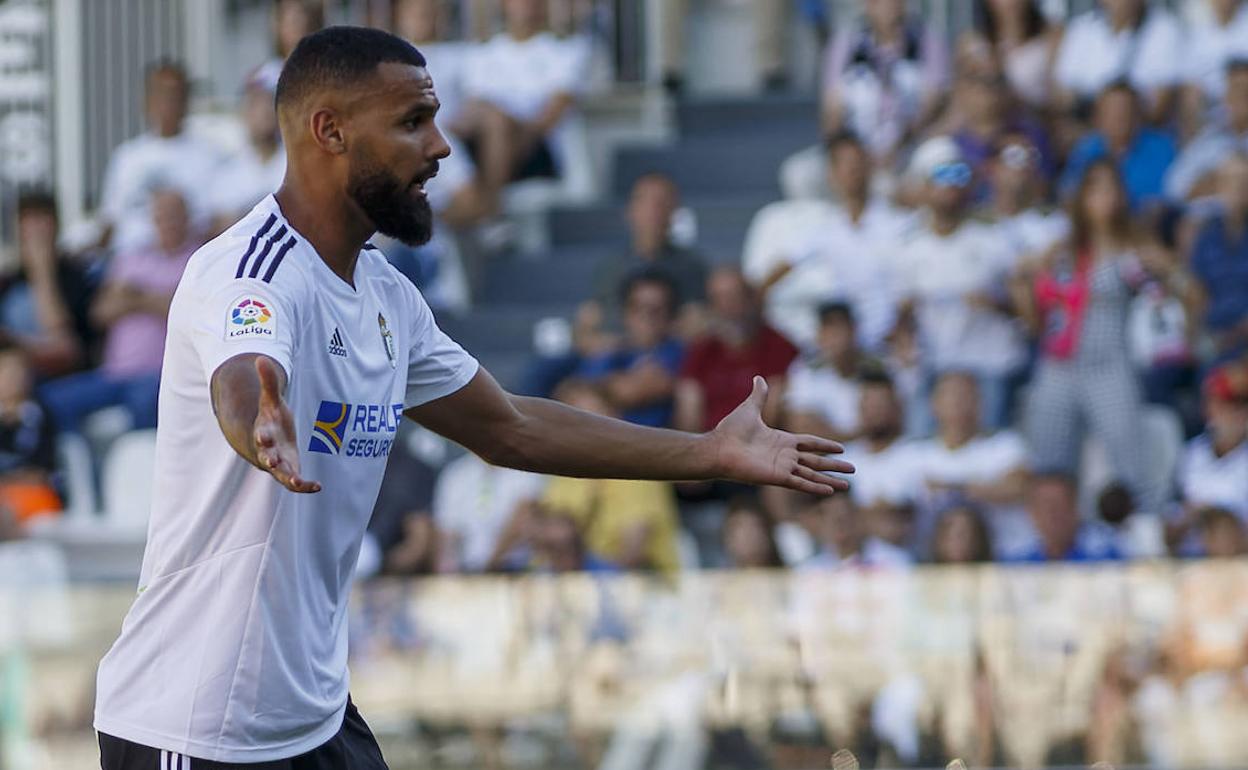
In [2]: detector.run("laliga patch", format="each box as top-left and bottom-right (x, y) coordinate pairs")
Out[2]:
(225, 295), (276, 341)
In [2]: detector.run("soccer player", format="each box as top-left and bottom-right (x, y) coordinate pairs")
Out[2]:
(94, 27), (852, 770)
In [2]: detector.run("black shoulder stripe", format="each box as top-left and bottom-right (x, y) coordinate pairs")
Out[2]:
(263, 236), (297, 283)
(247, 224), (289, 279)
(236, 213), (277, 279)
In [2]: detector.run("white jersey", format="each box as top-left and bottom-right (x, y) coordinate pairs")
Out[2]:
(94, 196), (478, 763)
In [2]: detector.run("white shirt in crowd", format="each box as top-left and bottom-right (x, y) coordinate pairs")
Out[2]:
(905, 430), (1030, 556)
(1183, 2), (1248, 98)
(99, 131), (223, 253)
(841, 437), (918, 510)
(785, 358), (862, 437)
(800, 539), (914, 570)
(209, 143), (286, 225)
(1178, 434), (1248, 521)
(794, 201), (913, 352)
(94, 195), (479, 763)
(433, 452), (545, 572)
(461, 31), (586, 124)
(1054, 7), (1184, 101)
(994, 208), (1069, 266)
(892, 219), (1025, 377)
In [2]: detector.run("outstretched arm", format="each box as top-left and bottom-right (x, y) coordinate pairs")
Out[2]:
(211, 353), (321, 493)
(406, 368), (852, 496)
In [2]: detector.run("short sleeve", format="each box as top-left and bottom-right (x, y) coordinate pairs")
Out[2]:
(404, 283), (479, 408)
(191, 273), (299, 385)
(784, 362), (820, 413)
(1132, 13), (1183, 91)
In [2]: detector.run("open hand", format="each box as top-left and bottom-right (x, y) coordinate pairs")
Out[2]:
(708, 376), (853, 495)
(253, 356), (321, 493)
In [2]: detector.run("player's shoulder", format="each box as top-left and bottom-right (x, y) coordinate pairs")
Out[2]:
(359, 242), (428, 303)
(184, 202), (308, 294)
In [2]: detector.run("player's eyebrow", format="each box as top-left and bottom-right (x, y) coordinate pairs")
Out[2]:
(399, 101), (439, 121)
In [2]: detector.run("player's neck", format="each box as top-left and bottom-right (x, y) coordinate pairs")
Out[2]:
(273, 183), (369, 288)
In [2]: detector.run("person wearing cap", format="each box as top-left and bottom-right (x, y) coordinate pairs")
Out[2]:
(890, 135), (1026, 433)
(209, 69), (287, 234)
(1167, 364), (1248, 554)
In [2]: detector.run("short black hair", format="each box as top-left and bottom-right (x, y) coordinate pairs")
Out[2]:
(817, 300), (855, 327)
(824, 129), (866, 156)
(16, 189), (57, 220)
(619, 267), (681, 316)
(1097, 78), (1139, 105)
(276, 26), (427, 109)
(146, 58), (189, 86)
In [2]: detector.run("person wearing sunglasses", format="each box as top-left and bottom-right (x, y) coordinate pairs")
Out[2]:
(890, 136), (1027, 435)
(984, 132), (1069, 267)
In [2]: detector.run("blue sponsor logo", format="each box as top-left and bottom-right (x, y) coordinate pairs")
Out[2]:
(308, 400), (403, 457)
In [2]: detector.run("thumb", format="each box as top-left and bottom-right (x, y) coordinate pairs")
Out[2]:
(255, 356), (283, 406)
(747, 375), (768, 411)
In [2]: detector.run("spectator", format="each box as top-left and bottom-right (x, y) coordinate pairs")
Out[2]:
(722, 497), (784, 570)
(97, 60), (221, 255)
(432, 449), (544, 573)
(452, 0), (587, 213)
(590, 174), (708, 323)
(1178, 0), (1248, 128)
(1197, 506), (1247, 558)
(1052, 0), (1183, 125)
(1169, 366), (1248, 551)
(1189, 151), (1248, 361)
(1014, 160), (1198, 515)
(906, 372), (1030, 557)
(655, 0), (792, 94)
(840, 370), (917, 550)
(1060, 81), (1177, 213)
(361, 425), (448, 578)
(1005, 473), (1122, 562)
(541, 379), (680, 573)
(0, 343), (60, 529)
(209, 70), (285, 233)
(969, 0), (1062, 112)
(0, 191), (94, 379)
(984, 132), (1069, 262)
(801, 494), (911, 569)
(1167, 60), (1248, 203)
(41, 189), (197, 433)
(946, 73), (1054, 202)
(784, 302), (875, 443)
(764, 132), (910, 352)
(820, 0), (950, 163)
(255, 0), (324, 86)
(531, 508), (618, 573)
(893, 137), (1026, 430)
(929, 505), (993, 564)
(1096, 481), (1165, 559)
(675, 267), (796, 434)
(578, 270), (685, 427)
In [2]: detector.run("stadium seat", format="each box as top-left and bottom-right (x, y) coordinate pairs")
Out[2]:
(100, 429), (159, 532)
(55, 431), (99, 519)
(1079, 405), (1184, 514)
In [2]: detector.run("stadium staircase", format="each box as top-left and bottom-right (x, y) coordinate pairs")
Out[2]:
(437, 94), (820, 389)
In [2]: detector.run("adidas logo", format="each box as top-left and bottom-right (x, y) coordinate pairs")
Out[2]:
(328, 327), (347, 358)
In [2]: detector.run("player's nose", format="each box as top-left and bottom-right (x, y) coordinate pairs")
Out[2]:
(429, 125), (452, 163)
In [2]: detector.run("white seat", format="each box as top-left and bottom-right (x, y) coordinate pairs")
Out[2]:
(55, 431), (98, 519)
(1079, 405), (1184, 513)
(100, 429), (159, 532)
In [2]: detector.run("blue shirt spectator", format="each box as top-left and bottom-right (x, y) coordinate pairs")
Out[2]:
(577, 338), (685, 427)
(1190, 153), (1248, 360)
(1003, 474), (1124, 563)
(1060, 81), (1176, 210)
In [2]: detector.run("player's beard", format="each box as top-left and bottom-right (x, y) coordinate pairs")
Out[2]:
(346, 154), (435, 246)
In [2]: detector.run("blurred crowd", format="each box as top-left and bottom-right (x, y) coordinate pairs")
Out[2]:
(0, 0), (1246, 582)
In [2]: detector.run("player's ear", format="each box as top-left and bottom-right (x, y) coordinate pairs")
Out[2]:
(308, 107), (348, 155)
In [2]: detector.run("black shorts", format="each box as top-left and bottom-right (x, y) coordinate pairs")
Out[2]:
(98, 699), (388, 770)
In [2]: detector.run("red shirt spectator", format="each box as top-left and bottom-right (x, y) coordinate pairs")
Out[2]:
(676, 269), (798, 431)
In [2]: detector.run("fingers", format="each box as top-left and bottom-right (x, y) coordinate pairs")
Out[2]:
(747, 375), (769, 411)
(255, 438), (322, 494)
(784, 469), (849, 496)
(798, 453), (855, 475)
(794, 434), (844, 454)
(793, 463), (850, 493)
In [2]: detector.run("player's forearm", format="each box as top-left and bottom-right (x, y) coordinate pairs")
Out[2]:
(494, 394), (721, 481)
(210, 354), (274, 469)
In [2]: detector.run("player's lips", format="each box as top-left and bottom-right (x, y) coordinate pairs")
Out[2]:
(409, 163), (439, 197)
